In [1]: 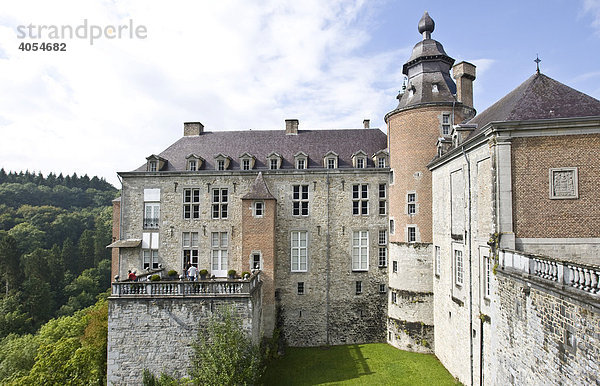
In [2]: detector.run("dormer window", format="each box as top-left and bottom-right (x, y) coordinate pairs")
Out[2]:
(351, 151), (368, 169)
(266, 152), (282, 170)
(185, 154), (204, 171)
(294, 152), (308, 170)
(372, 150), (389, 169)
(146, 155), (167, 172)
(214, 154), (231, 171)
(239, 153), (255, 171)
(323, 151), (338, 169)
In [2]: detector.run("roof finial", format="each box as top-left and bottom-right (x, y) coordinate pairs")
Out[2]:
(534, 54), (541, 74)
(418, 11), (435, 40)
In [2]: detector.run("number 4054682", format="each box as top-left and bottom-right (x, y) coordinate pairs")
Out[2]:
(18, 42), (66, 52)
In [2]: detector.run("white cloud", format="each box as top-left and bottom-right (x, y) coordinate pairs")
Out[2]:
(0, 0), (408, 187)
(582, 0), (600, 35)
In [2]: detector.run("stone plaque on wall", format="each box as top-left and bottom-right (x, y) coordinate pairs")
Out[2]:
(549, 168), (578, 199)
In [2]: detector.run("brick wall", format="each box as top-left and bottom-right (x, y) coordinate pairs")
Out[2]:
(512, 134), (600, 238)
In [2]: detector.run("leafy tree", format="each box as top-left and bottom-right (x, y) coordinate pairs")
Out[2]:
(191, 306), (264, 385)
(7, 222), (45, 255)
(0, 333), (38, 381)
(61, 237), (79, 275)
(21, 277), (54, 330)
(58, 259), (111, 316)
(78, 229), (95, 274)
(0, 295), (33, 338)
(0, 234), (23, 294)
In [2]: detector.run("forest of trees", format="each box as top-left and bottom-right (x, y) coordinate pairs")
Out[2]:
(0, 169), (118, 384)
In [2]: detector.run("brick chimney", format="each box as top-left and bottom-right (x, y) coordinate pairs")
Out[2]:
(363, 119), (370, 129)
(285, 119), (299, 135)
(452, 62), (476, 108)
(184, 122), (204, 136)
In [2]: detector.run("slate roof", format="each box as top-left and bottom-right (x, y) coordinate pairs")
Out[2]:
(242, 172), (275, 200)
(468, 73), (600, 136)
(132, 128), (387, 172)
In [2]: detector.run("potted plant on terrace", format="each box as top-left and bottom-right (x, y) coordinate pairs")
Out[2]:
(227, 269), (237, 279)
(199, 269), (208, 280)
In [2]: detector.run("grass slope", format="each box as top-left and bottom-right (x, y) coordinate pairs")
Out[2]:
(262, 343), (458, 385)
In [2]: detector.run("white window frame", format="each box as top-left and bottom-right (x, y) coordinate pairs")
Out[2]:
(253, 201), (264, 218)
(183, 232), (199, 268)
(296, 158), (305, 170)
(212, 188), (228, 219)
(407, 226), (416, 242)
(211, 232), (229, 276)
(483, 253), (491, 299)
(292, 185), (309, 216)
(242, 158), (251, 171)
(149, 161), (157, 172)
(352, 184), (369, 215)
(377, 157), (386, 168)
(144, 202), (160, 229)
(183, 188), (200, 219)
(327, 158), (336, 169)
(142, 232), (159, 270)
(407, 192), (416, 215)
(291, 231), (308, 272)
(379, 284), (387, 293)
(435, 246), (441, 277)
(250, 251), (262, 270)
(378, 230), (387, 268)
(442, 113), (451, 135)
(455, 249), (464, 286)
(379, 184), (387, 215)
(352, 230), (369, 271)
(269, 158), (279, 170)
(356, 157), (365, 168)
(217, 159), (225, 171)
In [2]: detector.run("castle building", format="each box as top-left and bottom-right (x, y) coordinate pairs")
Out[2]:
(107, 12), (600, 385)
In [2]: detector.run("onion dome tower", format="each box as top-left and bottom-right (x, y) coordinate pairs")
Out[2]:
(385, 12), (476, 353)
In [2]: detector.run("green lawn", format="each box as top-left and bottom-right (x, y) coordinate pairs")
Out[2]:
(261, 343), (458, 385)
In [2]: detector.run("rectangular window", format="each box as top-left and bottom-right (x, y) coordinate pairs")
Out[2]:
(327, 158), (335, 169)
(392, 260), (398, 273)
(217, 160), (225, 171)
(270, 159), (278, 170)
(252, 253), (261, 270)
(355, 281), (362, 295)
(408, 193), (416, 215)
(292, 185), (309, 216)
(378, 229), (387, 267)
(378, 157), (386, 168)
(392, 291), (397, 303)
(291, 231), (308, 272)
(389, 219), (395, 235)
(297, 282), (305, 295)
(296, 158), (305, 169)
(183, 232), (199, 268)
(144, 203), (160, 229)
(211, 232), (229, 273)
(352, 230), (369, 271)
(408, 227), (416, 242)
(455, 250), (464, 286)
(183, 188), (201, 219)
(242, 159), (251, 170)
(253, 201), (264, 217)
(352, 184), (368, 215)
(357, 158), (365, 168)
(188, 160), (197, 171)
(379, 184), (386, 215)
(149, 161), (157, 171)
(483, 254), (491, 298)
(143, 250), (159, 270)
(435, 246), (441, 277)
(379, 284), (386, 293)
(212, 188), (228, 219)
(442, 114), (450, 135)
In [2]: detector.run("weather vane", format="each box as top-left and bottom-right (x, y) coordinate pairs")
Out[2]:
(534, 54), (541, 74)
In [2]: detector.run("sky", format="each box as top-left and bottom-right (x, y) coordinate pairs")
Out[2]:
(1, 0), (599, 188)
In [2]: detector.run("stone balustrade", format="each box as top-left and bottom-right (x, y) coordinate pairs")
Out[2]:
(111, 272), (261, 298)
(500, 249), (599, 296)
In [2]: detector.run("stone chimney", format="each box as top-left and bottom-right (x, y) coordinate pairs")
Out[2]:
(452, 62), (476, 108)
(363, 119), (370, 129)
(184, 122), (204, 136)
(285, 119), (299, 135)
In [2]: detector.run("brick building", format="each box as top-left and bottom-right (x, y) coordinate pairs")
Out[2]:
(108, 11), (600, 385)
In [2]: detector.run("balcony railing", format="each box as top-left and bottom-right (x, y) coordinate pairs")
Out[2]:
(111, 272), (261, 298)
(143, 217), (159, 229)
(500, 249), (599, 296)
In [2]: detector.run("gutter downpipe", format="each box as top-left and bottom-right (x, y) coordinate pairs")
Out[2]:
(461, 146), (474, 386)
(326, 172), (331, 345)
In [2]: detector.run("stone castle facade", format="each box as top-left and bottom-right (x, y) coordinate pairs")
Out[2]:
(108, 12), (600, 385)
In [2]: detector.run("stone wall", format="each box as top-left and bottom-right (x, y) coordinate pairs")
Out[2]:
(492, 269), (600, 385)
(387, 242), (433, 352)
(117, 169), (388, 347)
(107, 290), (261, 385)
